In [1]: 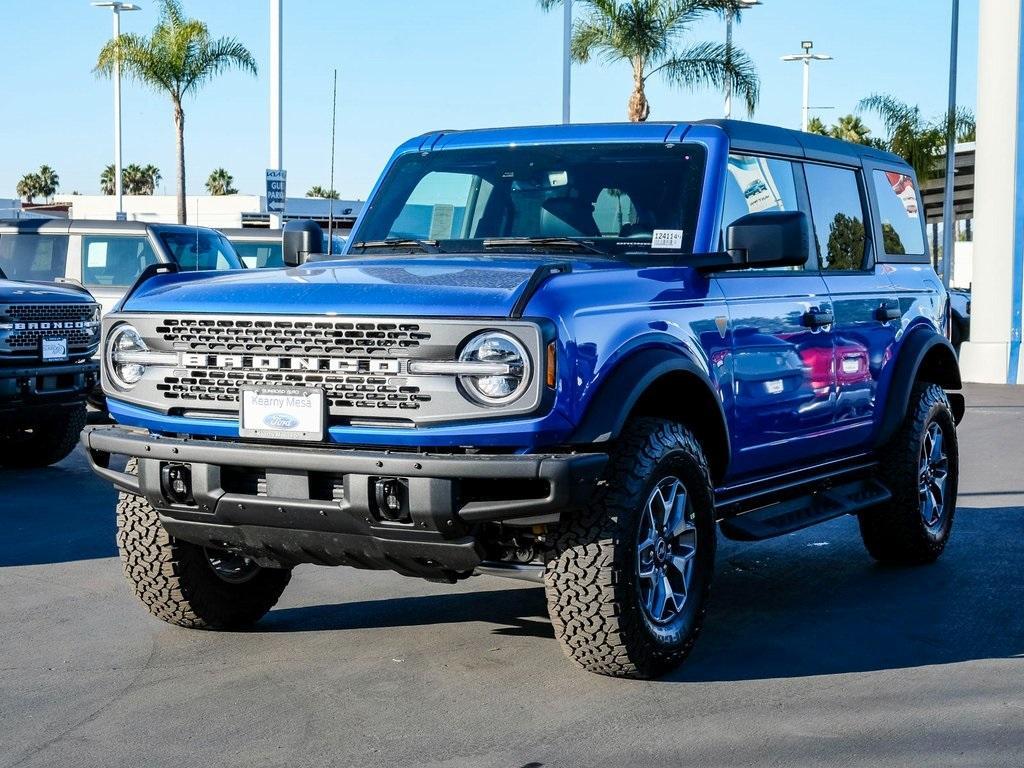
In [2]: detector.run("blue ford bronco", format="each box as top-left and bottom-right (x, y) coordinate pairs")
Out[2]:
(83, 120), (963, 678)
(1, 268), (100, 466)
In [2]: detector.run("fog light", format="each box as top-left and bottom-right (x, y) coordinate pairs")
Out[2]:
(373, 477), (410, 523)
(161, 463), (195, 506)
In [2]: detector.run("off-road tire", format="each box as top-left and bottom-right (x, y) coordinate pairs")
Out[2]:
(116, 459), (292, 628)
(858, 382), (959, 564)
(0, 405), (86, 468)
(544, 418), (716, 679)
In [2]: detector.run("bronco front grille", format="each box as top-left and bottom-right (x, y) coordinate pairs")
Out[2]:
(1, 303), (99, 355)
(156, 318), (431, 356)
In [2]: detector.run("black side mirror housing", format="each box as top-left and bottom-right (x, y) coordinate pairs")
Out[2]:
(694, 210), (810, 273)
(282, 220), (324, 267)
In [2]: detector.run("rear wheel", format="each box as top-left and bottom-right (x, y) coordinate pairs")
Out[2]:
(859, 382), (958, 564)
(0, 405), (86, 468)
(544, 418), (716, 679)
(117, 459), (291, 628)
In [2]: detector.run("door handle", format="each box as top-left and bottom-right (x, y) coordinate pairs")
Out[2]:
(875, 306), (902, 322)
(802, 309), (834, 328)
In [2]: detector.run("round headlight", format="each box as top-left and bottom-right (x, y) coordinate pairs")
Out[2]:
(458, 331), (531, 405)
(107, 324), (148, 389)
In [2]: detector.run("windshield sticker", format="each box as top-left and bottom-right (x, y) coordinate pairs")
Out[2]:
(428, 204), (455, 240)
(728, 155), (785, 213)
(651, 229), (684, 249)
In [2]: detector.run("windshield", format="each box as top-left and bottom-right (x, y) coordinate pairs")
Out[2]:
(351, 143), (706, 259)
(158, 230), (243, 271)
(232, 240), (283, 269)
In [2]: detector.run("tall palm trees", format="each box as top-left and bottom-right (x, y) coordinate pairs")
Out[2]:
(205, 168), (238, 196)
(15, 166), (59, 203)
(306, 186), (340, 200)
(95, 0), (256, 223)
(540, 0), (759, 122)
(100, 164), (161, 195)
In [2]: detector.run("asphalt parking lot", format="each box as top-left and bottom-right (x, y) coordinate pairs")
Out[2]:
(1, 383), (1022, 768)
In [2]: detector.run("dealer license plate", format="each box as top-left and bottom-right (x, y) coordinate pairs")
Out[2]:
(239, 386), (325, 441)
(42, 336), (68, 362)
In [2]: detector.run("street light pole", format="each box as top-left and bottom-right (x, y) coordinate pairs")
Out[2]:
(269, 0), (283, 228)
(782, 40), (832, 131)
(940, 0), (960, 290)
(724, 0), (761, 119)
(92, 2), (140, 220)
(562, 0), (572, 124)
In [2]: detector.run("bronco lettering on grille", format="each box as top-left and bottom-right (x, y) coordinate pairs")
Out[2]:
(179, 353), (402, 374)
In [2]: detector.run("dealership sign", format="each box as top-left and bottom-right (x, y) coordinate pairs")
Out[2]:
(266, 169), (287, 213)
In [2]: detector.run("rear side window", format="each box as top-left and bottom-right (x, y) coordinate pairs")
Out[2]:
(872, 170), (925, 255)
(804, 164), (868, 271)
(0, 234), (68, 282)
(82, 235), (158, 286)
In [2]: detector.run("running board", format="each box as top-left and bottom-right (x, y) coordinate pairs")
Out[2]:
(718, 478), (892, 542)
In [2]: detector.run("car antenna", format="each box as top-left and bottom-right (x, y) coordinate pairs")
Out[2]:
(327, 67), (338, 257)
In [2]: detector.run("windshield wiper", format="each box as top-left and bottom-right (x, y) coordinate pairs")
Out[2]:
(352, 238), (442, 253)
(482, 237), (609, 256)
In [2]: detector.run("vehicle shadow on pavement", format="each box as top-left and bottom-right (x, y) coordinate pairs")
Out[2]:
(0, 463), (118, 567)
(263, 506), (1023, 681)
(262, 584), (555, 639)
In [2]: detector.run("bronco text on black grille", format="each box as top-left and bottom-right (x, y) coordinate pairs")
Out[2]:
(0, 303), (99, 355)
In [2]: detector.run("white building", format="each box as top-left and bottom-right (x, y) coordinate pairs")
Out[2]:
(51, 193), (363, 233)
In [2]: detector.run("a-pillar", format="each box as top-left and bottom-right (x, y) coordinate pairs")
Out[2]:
(960, 0), (1024, 383)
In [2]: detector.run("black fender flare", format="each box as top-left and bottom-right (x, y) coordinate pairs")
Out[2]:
(569, 347), (731, 475)
(876, 328), (963, 447)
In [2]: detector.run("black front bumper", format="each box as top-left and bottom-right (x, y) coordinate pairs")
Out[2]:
(0, 359), (99, 417)
(82, 426), (607, 579)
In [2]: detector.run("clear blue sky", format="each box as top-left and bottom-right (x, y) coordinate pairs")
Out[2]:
(0, 0), (977, 201)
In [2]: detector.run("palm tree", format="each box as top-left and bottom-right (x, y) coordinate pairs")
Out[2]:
(206, 167), (237, 196)
(123, 164), (145, 195)
(16, 173), (40, 203)
(829, 114), (872, 145)
(141, 164), (162, 195)
(95, 0), (256, 223)
(306, 185), (340, 199)
(36, 166), (59, 201)
(806, 116), (829, 136)
(540, 0), (759, 122)
(100, 165), (117, 195)
(858, 94), (975, 185)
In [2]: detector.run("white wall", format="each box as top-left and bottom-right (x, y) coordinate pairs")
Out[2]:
(958, 0), (1024, 383)
(54, 194), (262, 228)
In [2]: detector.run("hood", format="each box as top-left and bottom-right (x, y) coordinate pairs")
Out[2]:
(121, 255), (618, 317)
(0, 279), (96, 305)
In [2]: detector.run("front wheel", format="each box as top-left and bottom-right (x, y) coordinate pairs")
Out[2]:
(544, 418), (716, 679)
(858, 382), (959, 564)
(0, 405), (86, 468)
(117, 459), (292, 628)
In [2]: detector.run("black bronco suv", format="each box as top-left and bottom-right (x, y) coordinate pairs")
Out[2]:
(1, 268), (100, 467)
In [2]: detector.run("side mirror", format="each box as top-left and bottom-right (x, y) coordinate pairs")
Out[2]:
(694, 210), (810, 273)
(282, 220), (324, 267)
(726, 210), (810, 269)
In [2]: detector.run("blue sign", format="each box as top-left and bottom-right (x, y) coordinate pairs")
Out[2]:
(266, 169), (287, 213)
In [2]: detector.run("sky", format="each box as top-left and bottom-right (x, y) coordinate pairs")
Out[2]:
(0, 0), (978, 202)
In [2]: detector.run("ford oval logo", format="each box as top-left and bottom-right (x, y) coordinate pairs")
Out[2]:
(263, 412), (299, 430)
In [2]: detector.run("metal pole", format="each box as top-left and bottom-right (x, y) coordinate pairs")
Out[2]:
(113, 6), (123, 217)
(724, 10), (733, 118)
(269, 0), (283, 228)
(562, 0), (572, 124)
(941, 0), (960, 290)
(801, 57), (810, 132)
(328, 68), (337, 256)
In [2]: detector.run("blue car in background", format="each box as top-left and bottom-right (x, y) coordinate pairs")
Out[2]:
(83, 120), (963, 679)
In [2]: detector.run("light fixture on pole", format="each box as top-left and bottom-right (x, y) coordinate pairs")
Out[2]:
(724, 0), (761, 119)
(92, 1), (140, 221)
(782, 40), (832, 132)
